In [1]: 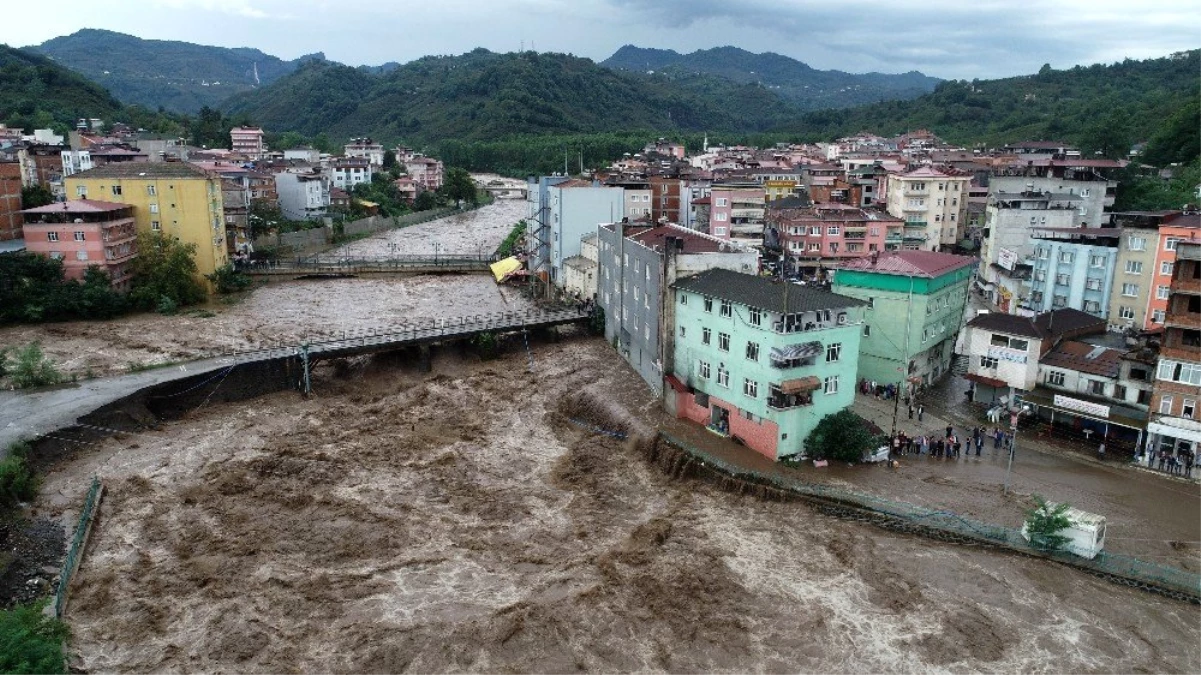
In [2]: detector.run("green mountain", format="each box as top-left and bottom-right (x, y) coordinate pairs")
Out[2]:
(0, 43), (123, 132)
(602, 45), (940, 110)
(222, 49), (802, 144)
(785, 50), (1201, 156)
(27, 29), (322, 114)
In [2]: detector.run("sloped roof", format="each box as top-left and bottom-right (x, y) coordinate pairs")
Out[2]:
(966, 308), (1106, 341)
(673, 268), (865, 314)
(1041, 341), (1123, 378)
(71, 161), (211, 180)
(838, 251), (976, 278)
(21, 199), (130, 214)
(630, 225), (729, 254)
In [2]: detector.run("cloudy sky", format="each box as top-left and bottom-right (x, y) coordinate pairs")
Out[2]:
(15, 0), (1201, 80)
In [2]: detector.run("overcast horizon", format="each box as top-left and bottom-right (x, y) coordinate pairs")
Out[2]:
(12, 0), (1201, 81)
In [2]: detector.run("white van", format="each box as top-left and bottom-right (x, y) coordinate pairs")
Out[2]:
(1021, 504), (1106, 559)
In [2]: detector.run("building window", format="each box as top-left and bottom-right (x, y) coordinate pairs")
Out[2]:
(698, 361), (710, 379)
(827, 226), (840, 235)
(1034, 270), (1047, 282)
(1165, 238), (1179, 251)
(1127, 236), (1145, 251)
(718, 332), (730, 352)
(826, 343), (842, 362)
(1031, 291), (1044, 303)
(1052, 295), (1067, 308)
(1159, 395), (1174, 415)
(715, 197), (728, 207)
(1158, 360), (1201, 385)
(1114, 384), (1128, 400)
(680, 294), (687, 305)
(1086, 279), (1101, 291)
(1059, 252), (1074, 263)
(704, 298), (713, 313)
(46, 232), (59, 242)
(75, 250), (88, 261)
(1157, 285), (1171, 300)
(1121, 283), (1138, 297)
(746, 342), (759, 361)
(922, 328), (929, 342)
(720, 300), (732, 317)
(111, 185), (122, 196)
(823, 375), (839, 395)
(717, 365), (729, 387)
(1125, 260), (1143, 274)
(149, 203), (159, 214)
(1089, 255), (1105, 268)
(867, 297), (874, 309)
(1184, 399), (1197, 419)
(1161, 261), (1174, 276)
(1118, 306), (1134, 320)
(809, 226), (821, 235)
(75, 186), (87, 198)
(1152, 309), (1165, 323)
(1088, 380), (1106, 395)
(1036, 247), (1048, 259)
(749, 308), (761, 326)
(1055, 274), (1070, 286)
(72, 231), (85, 241)
(1048, 371), (1066, 386)
(980, 356), (999, 369)
(743, 378), (758, 398)
(702, 327), (711, 345)
(147, 185), (156, 196)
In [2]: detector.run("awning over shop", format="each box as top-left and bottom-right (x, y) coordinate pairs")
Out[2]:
(489, 256), (523, 282)
(1148, 421), (1201, 444)
(964, 372), (1007, 388)
(770, 341), (822, 363)
(778, 376), (821, 394)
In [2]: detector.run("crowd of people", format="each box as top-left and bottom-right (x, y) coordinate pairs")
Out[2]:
(890, 425), (1014, 461)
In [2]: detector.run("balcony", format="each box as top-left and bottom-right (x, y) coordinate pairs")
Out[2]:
(903, 221), (928, 229)
(731, 208), (765, 219)
(769, 341), (823, 367)
(767, 379), (820, 410)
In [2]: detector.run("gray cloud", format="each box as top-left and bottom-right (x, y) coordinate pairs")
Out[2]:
(11, 0), (1200, 80)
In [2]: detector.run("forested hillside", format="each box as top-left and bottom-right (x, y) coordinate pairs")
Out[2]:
(222, 49), (800, 143)
(785, 50), (1201, 156)
(29, 29), (320, 113)
(0, 44), (123, 132)
(603, 45), (940, 110)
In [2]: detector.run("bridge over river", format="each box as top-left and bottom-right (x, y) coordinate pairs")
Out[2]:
(241, 253), (498, 278)
(0, 307), (590, 454)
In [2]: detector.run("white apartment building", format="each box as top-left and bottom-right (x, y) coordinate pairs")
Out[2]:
(885, 166), (969, 251)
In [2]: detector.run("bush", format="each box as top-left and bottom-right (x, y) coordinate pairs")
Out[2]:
(805, 409), (879, 462)
(470, 331), (499, 359)
(129, 232), (206, 312)
(206, 263), (253, 294)
(0, 602), (68, 674)
(155, 295), (178, 316)
(8, 344), (61, 390)
(495, 220), (527, 258)
(0, 348), (8, 379)
(1025, 495), (1072, 552)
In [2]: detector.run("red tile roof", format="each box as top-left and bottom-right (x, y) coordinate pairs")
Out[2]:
(1041, 341), (1123, 378)
(838, 250), (976, 278)
(630, 225), (727, 254)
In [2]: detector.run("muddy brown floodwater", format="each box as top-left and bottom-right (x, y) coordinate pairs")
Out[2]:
(37, 335), (1199, 673)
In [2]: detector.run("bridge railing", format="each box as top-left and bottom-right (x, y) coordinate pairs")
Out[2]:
(239, 253), (499, 273)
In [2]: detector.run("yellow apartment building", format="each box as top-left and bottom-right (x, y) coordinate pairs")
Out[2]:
(65, 162), (228, 283)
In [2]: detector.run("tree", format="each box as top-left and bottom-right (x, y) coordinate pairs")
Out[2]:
(805, 409), (879, 462)
(129, 232), (206, 311)
(0, 603), (69, 674)
(413, 190), (439, 212)
(8, 343), (61, 389)
(1024, 495), (1073, 553)
(441, 167), (478, 206)
(19, 185), (53, 209)
(382, 149), (397, 169)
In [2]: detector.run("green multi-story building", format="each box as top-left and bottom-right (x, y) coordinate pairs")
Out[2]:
(832, 251), (976, 389)
(667, 268), (866, 460)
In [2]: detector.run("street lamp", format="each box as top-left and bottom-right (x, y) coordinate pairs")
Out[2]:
(1004, 404), (1033, 494)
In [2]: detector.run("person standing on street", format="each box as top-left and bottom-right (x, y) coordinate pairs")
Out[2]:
(1097, 441), (1106, 461)
(908, 403), (914, 420)
(946, 425), (954, 440)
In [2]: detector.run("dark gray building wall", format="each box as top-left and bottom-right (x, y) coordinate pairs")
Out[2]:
(598, 224), (665, 394)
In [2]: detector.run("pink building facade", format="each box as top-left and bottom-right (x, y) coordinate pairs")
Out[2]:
(770, 204), (903, 273)
(21, 200), (138, 290)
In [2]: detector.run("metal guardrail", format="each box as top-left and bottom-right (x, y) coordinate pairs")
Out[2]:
(657, 432), (1201, 602)
(203, 308), (590, 366)
(54, 476), (102, 618)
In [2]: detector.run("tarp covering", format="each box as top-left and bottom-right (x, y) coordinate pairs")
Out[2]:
(489, 256), (524, 282)
(778, 376), (821, 394)
(770, 341), (823, 363)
